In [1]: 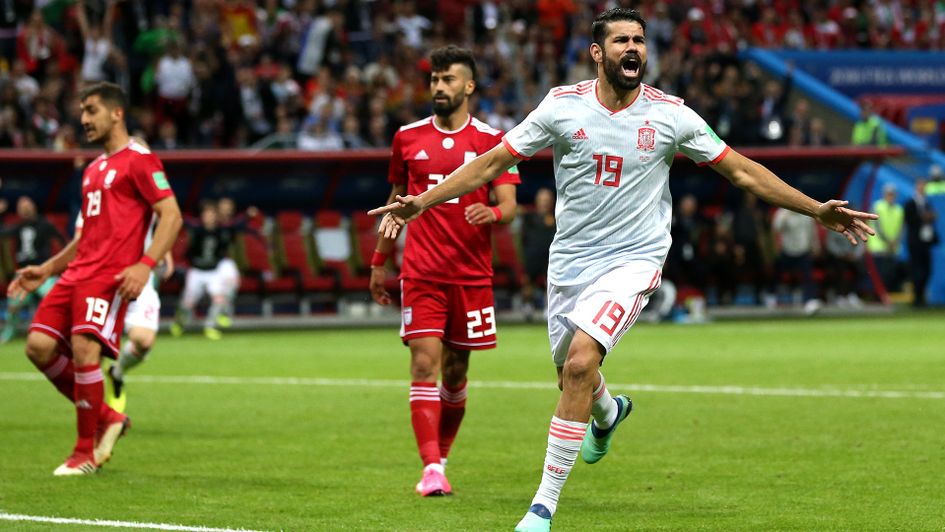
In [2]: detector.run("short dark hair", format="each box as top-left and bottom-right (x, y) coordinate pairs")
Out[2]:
(430, 45), (477, 83)
(592, 8), (647, 46)
(79, 81), (127, 111)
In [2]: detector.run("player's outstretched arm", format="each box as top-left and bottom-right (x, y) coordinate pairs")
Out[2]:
(7, 234), (81, 298)
(116, 196), (183, 300)
(370, 143), (520, 237)
(712, 149), (877, 245)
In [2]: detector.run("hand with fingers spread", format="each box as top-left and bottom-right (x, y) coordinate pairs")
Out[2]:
(114, 262), (151, 300)
(376, 212), (404, 240)
(814, 199), (878, 245)
(7, 264), (52, 301)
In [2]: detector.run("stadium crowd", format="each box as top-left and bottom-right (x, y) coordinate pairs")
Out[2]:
(0, 0), (942, 151)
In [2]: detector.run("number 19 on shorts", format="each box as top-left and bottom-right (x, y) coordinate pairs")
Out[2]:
(85, 297), (110, 326)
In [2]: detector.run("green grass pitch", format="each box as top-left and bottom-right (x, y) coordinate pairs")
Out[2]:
(1, 313), (944, 531)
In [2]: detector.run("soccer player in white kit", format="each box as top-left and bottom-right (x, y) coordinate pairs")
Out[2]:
(372, 9), (878, 531)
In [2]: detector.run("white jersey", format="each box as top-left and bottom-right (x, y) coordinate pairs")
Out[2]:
(503, 80), (729, 286)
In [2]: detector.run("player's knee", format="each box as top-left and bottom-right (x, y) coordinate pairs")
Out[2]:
(441, 351), (470, 386)
(130, 330), (156, 353)
(409, 352), (439, 380)
(441, 363), (468, 387)
(70, 335), (102, 366)
(562, 355), (597, 382)
(24, 333), (57, 366)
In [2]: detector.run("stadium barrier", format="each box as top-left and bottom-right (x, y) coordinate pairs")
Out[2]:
(0, 146), (909, 315)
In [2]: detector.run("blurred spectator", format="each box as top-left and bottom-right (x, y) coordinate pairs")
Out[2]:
(666, 194), (707, 292)
(10, 58), (40, 109)
(519, 187), (556, 317)
(731, 191), (772, 303)
(154, 37), (194, 142)
(395, 1), (432, 50)
(0, 1), (942, 151)
(29, 96), (58, 147)
(298, 116), (343, 151)
(823, 229), (866, 307)
(0, 106), (23, 147)
(851, 101), (887, 146)
(340, 114), (369, 149)
(771, 207), (822, 313)
(705, 220), (738, 305)
(868, 184), (905, 292)
(904, 179), (939, 307)
(75, 0), (116, 83)
(236, 66), (275, 144)
(927, 164), (945, 196)
(16, 10), (67, 83)
(152, 120), (179, 150)
(806, 117), (834, 146)
(758, 69), (792, 144)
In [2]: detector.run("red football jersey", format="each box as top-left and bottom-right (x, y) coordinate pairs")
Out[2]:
(389, 115), (521, 286)
(62, 139), (175, 283)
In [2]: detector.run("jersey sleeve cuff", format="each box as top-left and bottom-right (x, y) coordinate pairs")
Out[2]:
(501, 137), (529, 160)
(697, 145), (731, 167)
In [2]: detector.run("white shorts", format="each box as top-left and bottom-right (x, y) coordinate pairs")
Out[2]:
(547, 263), (662, 367)
(125, 278), (161, 332)
(182, 266), (229, 307)
(217, 258), (240, 294)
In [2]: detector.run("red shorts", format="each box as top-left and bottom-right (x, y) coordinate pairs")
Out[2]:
(30, 276), (129, 359)
(400, 279), (497, 350)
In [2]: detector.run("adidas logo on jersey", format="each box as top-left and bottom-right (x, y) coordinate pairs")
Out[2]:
(415, 150), (429, 160)
(571, 128), (589, 140)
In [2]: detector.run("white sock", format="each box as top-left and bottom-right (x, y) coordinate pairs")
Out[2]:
(114, 341), (147, 379)
(531, 416), (586, 515)
(591, 372), (618, 430)
(424, 462), (445, 474)
(205, 302), (225, 329)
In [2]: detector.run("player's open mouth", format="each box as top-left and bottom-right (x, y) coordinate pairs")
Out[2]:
(621, 56), (640, 77)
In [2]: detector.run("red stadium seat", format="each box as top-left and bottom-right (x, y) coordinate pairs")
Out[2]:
(273, 211), (336, 295)
(350, 211), (400, 293)
(313, 210), (370, 293)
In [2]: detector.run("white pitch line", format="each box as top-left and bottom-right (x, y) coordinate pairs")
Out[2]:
(0, 372), (943, 399)
(0, 512), (266, 532)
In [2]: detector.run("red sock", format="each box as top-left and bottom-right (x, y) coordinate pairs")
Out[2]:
(74, 364), (104, 457)
(409, 382), (441, 466)
(438, 380), (468, 459)
(40, 354), (75, 401)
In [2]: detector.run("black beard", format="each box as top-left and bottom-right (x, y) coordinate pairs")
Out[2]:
(603, 54), (645, 91)
(432, 93), (463, 117)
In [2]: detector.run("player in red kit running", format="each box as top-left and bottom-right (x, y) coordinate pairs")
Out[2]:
(369, 45), (520, 496)
(7, 82), (182, 476)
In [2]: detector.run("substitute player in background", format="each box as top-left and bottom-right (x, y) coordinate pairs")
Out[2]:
(0, 196), (66, 343)
(8, 81), (182, 475)
(369, 45), (520, 497)
(371, 9), (877, 530)
(170, 201), (234, 340)
(215, 197), (257, 327)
